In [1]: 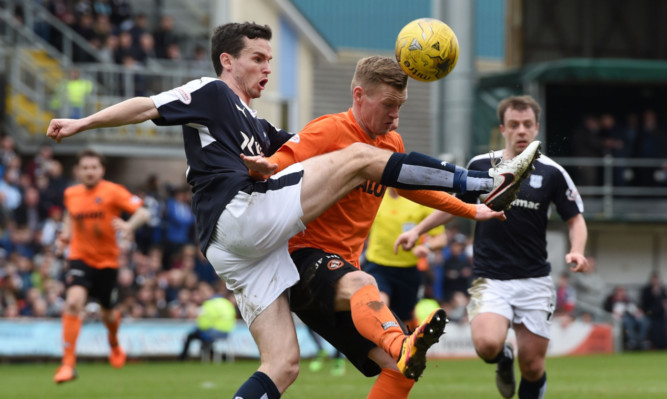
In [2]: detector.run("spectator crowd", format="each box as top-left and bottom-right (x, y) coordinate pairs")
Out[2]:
(571, 108), (667, 188)
(1, 133), (665, 353)
(0, 134), (231, 324)
(30, 0), (192, 66)
(2, 0), (666, 354)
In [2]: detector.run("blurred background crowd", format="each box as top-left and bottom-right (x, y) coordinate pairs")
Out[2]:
(14, 0), (207, 70)
(1, 0), (666, 356)
(1, 133), (664, 352)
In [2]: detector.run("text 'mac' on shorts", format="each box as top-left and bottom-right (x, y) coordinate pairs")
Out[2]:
(66, 260), (119, 309)
(289, 247), (382, 377)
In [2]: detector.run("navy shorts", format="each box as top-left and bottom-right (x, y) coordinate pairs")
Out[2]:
(65, 260), (119, 309)
(289, 248), (388, 377)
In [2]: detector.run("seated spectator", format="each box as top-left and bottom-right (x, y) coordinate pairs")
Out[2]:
(555, 272), (576, 318)
(640, 271), (667, 349)
(440, 233), (472, 303)
(0, 169), (23, 214)
(93, 0), (113, 18)
(113, 30), (139, 64)
(571, 256), (606, 321)
(14, 186), (47, 236)
(110, 0), (132, 28)
(43, 160), (70, 211)
(24, 145), (54, 185)
(162, 185), (195, 269)
(634, 109), (667, 187)
(178, 283), (236, 360)
(571, 114), (604, 187)
(604, 285), (650, 350)
(153, 15), (177, 59)
(191, 44), (209, 70)
(444, 290), (469, 325)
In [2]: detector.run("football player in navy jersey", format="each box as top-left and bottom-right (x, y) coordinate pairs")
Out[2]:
(395, 95), (589, 399)
(47, 21), (537, 398)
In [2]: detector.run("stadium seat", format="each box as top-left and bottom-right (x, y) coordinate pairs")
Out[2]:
(200, 334), (234, 363)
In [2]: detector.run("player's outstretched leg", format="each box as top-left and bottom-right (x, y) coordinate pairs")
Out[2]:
(495, 342), (516, 398)
(397, 308), (448, 381)
(480, 140), (541, 211)
(106, 310), (127, 368)
(54, 313), (81, 384)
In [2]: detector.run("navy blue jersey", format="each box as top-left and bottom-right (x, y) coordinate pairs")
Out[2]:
(458, 151), (584, 280)
(150, 78), (293, 251)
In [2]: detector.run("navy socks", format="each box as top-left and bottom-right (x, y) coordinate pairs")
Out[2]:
(233, 371), (281, 399)
(380, 152), (490, 194)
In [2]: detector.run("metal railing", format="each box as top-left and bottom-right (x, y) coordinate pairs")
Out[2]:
(0, 4), (293, 155)
(553, 155), (667, 221)
(1, 0), (104, 64)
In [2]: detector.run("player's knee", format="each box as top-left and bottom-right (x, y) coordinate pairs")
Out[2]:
(341, 270), (377, 292)
(475, 338), (504, 362)
(346, 142), (372, 156)
(279, 352), (300, 385)
(519, 358), (545, 380)
(263, 352), (300, 391)
(63, 299), (84, 315)
(344, 143), (378, 167)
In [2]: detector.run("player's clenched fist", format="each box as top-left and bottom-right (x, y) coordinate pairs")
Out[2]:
(46, 119), (80, 143)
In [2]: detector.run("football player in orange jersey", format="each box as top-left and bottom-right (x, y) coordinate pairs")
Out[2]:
(242, 56), (530, 398)
(53, 149), (150, 384)
(48, 23), (536, 398)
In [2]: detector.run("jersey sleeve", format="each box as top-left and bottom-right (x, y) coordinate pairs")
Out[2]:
(552, 167), (584, 221)
(267, 118), (341, 173)
(111, 184), (144, 214)
(397, 189), (476, 219)
(150, 78), (219, 127)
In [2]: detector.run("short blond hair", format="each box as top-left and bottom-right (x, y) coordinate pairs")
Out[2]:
(350, 56), (408, 94)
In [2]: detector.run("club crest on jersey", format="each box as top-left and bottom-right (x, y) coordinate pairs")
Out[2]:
(566, 188), (580, 202)
(173, 87), (191, 104)
(529, 174), (543, 188)
(327, 259), (345, 270)
(289, 134), (300, 143)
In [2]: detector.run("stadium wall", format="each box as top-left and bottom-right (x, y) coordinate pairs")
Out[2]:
(0, 318), (615, 360)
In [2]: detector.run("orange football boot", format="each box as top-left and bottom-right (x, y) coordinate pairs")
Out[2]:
(109, 345), (127, 368)
(54, 364), (77, 384)
(396, 308), (448, 381)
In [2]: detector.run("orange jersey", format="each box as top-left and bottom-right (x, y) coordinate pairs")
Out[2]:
(64, 180), (143, 268)
(269, 109), (475, 267)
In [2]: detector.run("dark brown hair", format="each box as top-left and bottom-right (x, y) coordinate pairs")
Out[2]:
(210, 22), (272, 76)
(76, 148), (106, 166)
(497, 95), (542, 125)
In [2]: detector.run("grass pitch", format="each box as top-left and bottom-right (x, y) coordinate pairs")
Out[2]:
(2, 352), (667, 398)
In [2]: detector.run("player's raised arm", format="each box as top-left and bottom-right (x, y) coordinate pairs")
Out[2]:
(394, 209), (455, 253)
(46, 97), (159, 142)
(241, 154), (278, 179)
(397, 189), (506, 222)
(565, 213), (589, 272)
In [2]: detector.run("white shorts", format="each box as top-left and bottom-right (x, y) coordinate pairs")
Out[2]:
(467, 276), (556, 339)
(205, 163), (306, 326)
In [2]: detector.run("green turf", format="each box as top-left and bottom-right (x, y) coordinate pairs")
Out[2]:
(2, 352), (667, 398)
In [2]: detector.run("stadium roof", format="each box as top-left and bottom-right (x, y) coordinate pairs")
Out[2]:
(479, 58), (667, 89)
